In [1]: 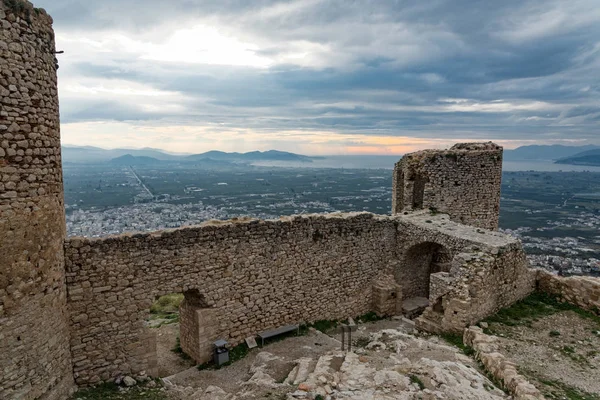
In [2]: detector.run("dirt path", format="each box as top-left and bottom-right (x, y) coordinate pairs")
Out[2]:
(155, 323), (195, 378)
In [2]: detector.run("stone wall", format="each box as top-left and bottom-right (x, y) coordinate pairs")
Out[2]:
(179, 290), (219, 364)
(64, 211), (534, 385)
(537, 270), (600, 314)
(0, 1), (75, 399)
(392, 142), (503, 230)
(464, 326), (544, 400)
(409, 214), (537, 333)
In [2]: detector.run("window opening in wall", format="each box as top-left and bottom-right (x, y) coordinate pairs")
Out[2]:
(396, 170), (405, 210)
(412, 174), (427, 209)
(145, 293), (195, 377)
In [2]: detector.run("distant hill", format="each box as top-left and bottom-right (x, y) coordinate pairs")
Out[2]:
(555, 149), (600, 166)
(110, 154), (162, 165)
(187, 150), (314, 163)
(504, 145), (600, 161)
(62, 146), (183, 163)
(62, 146), (315, 164)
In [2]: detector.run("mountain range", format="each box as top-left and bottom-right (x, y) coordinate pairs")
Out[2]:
(62, 144), (600, 166)
(555, 149), (600, 166)
(63, 146), (316, 165)
(503, 144), (600, 161)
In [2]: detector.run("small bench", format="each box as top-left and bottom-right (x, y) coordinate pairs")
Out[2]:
(257, 324), (299, 346)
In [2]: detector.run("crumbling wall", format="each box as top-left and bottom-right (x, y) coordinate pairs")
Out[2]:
(418, 244), (537, 333)
(392, 142), (503, 230)
(64, 211), (534, 385)
(0, 1), (75, 399)
(537, 270), (600, 313)
(64, 213), (400, 385)
(464, 327), (544, 399)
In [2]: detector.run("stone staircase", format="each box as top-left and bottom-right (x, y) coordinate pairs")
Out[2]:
(285, 352), (348, 398)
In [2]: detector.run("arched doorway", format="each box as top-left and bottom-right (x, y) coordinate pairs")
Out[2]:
(398, 242), (451, 300)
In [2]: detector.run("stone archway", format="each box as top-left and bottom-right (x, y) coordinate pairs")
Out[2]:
(398, 242), (452, 300)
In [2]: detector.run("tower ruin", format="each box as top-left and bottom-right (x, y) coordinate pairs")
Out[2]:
(392, 142), (503, 230)
(0, 1), (75, 399)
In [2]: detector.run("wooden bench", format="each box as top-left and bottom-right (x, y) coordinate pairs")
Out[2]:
(257, 324), (299, 346)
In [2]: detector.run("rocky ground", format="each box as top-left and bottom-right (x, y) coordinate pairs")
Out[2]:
(163, 318), (508, 400)
(72, 293), (600, 400)
(486, 310), (600, 400)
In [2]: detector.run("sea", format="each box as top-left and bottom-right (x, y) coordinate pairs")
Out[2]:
(252, 156), (600, 172)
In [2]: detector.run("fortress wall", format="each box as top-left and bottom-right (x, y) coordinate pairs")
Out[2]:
(0, 1), (75, 399)
(392, 142), (503, 230)
(63, 211), (530, 385)
(64, 213), (400, 385)
(537, 270), (600, 313)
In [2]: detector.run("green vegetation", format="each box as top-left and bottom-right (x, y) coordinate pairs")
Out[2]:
(440, 332), (475, 356)
(409, 375), (425, 390)
(63, 163), (392, 216)
(483, 292), (600, 328)
(171, 337), (192, 360)
(308, 319), (339, 333)
(70, 382), (167, 400)
(355, 311), (386, 324)
(549, 330), (561, 337)
(197, 341), (251, 371)
(150, 293), (184, 317)
(539, 378), (600, 400)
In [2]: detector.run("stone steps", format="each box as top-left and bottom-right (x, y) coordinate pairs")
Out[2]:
(286, 357), (314, 385)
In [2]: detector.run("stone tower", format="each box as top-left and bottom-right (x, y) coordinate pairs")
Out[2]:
(392, 142), (503, 230)
(0, 1), (75, 399)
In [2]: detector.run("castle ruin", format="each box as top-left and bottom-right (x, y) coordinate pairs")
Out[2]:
(1, 2), (599, 399)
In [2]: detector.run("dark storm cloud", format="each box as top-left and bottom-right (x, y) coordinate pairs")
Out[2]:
(35, 0), (600, 145)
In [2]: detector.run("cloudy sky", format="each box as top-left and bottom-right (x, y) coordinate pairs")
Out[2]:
(36, 0), (600, 155)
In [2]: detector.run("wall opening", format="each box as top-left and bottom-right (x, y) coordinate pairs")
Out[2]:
(399, 242), (451, 300)
(394, 170), (405, 212)
(145, 293), (195, 377)
(411, 174), (428, 209)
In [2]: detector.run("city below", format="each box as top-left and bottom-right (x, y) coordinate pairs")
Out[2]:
(63, 161), (600, 277)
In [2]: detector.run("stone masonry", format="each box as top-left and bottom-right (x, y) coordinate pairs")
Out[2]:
(2, 2), (599, 398)
(63, 212), (536, 385)
(537, 269), (600, 313)
(392, 142), (503, 230)
(0, 1), (75, 399)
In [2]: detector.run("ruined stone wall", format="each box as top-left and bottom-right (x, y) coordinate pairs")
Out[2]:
(537, 270), (600, 314)
(0, 1), (75, 399)
(421, 246), (537, 332)
(63, 211), (534, 385)
(402, 213), (537, 333)
(392, 142), (503, 230)
(64, 213), (400, 385)
(463, 327), (544, 399)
